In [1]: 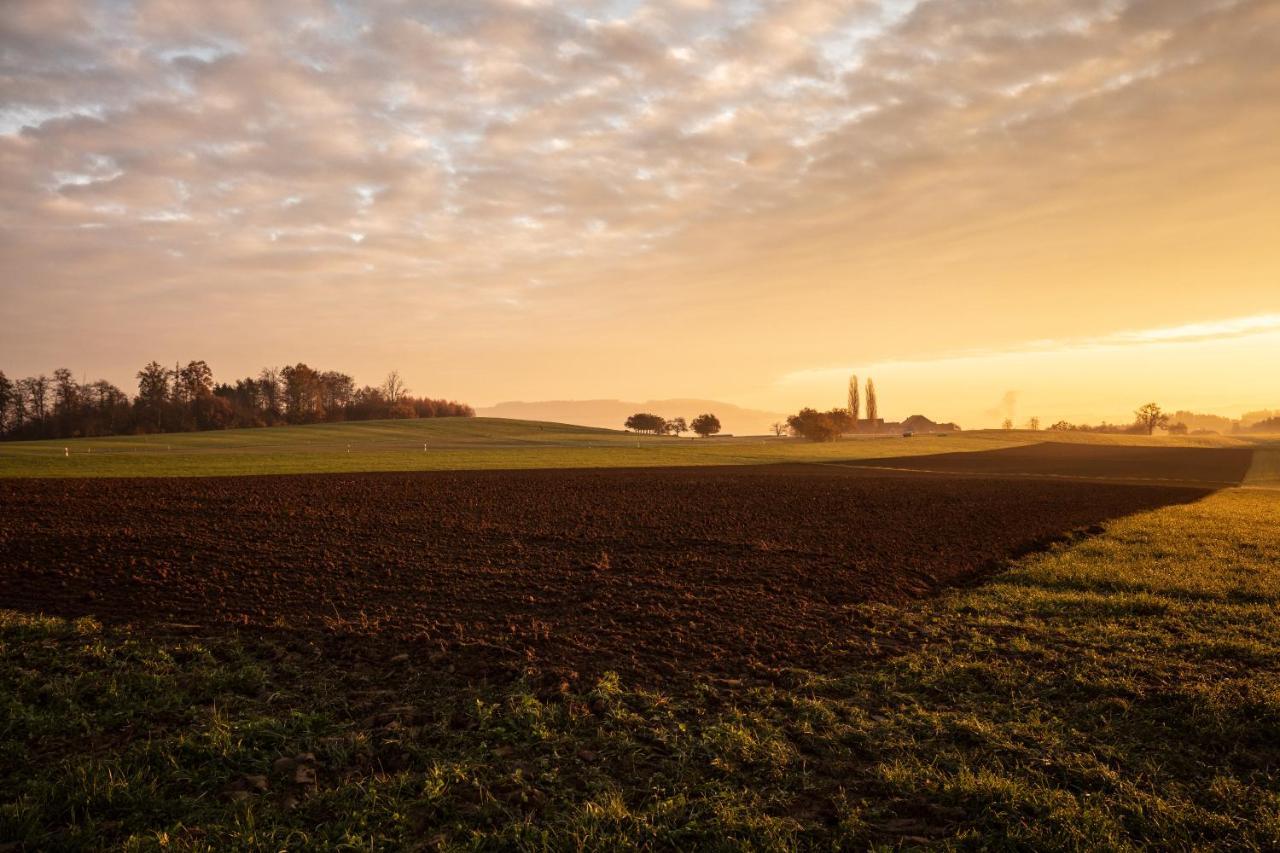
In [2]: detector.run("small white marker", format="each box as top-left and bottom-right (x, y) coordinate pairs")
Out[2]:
(64, 447), (69, 457)
(423, 443), (427, 452)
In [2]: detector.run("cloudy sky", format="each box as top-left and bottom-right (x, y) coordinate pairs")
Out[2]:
(2, 0), (1278, 426)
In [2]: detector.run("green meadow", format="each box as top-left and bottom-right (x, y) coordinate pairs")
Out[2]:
(0, 416), (1257, 479)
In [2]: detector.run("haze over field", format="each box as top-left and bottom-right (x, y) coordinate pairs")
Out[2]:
(2, 0), (1278, 426)
(476, 399), (787, 436)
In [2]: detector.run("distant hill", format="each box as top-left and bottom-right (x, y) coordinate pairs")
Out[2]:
(476, 399), (789, 436)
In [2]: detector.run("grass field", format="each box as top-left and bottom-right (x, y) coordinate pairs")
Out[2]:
(3, 485), (1277, 848)
(0, 417), (1261, 478)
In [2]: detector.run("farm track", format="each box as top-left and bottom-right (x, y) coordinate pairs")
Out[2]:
(0, 463), (1220, 683)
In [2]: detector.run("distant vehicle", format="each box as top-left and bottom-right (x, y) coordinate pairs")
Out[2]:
(902, 430), (914, 437)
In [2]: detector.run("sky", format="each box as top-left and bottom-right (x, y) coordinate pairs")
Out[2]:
(2, 0), (1278, 428)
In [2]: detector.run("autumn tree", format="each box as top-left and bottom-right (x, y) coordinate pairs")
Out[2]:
(847, 373), (860, 424)
(281, 363), (323, 423)
(691, 413), (721, 437)
(1134, 402), (1169, 435)
(176, 360), (214, 401)
(865, 377), (878, 425)
(319, 371), (355, 416)
(0, 371), (12, 433)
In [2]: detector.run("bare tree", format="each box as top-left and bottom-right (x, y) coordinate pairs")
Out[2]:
(771, 421), (787, 437)
(258, 367), (283, 417)
(669, 416), (688, 437)
(865, 378), (878, 425)
(847, 373), (860, 423)
(1027, 416), (1040, 431)
(382, 370), (408, 403)
(52, 368), (79, 417)
(1134, 402), (1169, 435)
(27, 374), (50, 422)
(1002, 418), (1014, 430)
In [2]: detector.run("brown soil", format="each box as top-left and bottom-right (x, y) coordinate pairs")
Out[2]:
(856, 442), (1253, 485)
(0, 465), (1214, 682)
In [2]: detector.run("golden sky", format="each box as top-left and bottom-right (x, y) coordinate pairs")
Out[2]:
(2, 0), (1278, 427)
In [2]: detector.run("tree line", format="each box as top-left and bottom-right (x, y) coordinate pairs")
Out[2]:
(624, 412), (721, 437)
(0, 362), (473, 441)
(1036, 403), (1172, 435)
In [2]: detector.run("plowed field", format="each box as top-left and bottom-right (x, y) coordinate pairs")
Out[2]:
(0, 466), (1212, 680)
(857, 442), (1253, 485)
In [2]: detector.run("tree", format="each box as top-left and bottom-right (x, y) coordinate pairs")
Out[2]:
(1048, 420), (1074, 431)
(771, 421), (787, 437)
(1002, 418), (1014, 430)
(624, 412), (666, 434)
(1167, 422), (1189, 435)
(258, 367), (283, 418)
(1134, 402), (1169, 435)
(691, 413), (721, 437)
(176, 360), (214, 400)
(668, 416), (688, 437)
(865, 378), (878, 425)
(135, 362), (170, 431)
(0, 370), (11, 433)
(88, 380), (131, 435)
(1027, 416), (1040, 431)
(192, 394), (235, 430)
(281, 363), (323, 423)
(787, 408), (847, 442)
(847, 374), (860, 424)
(52, 368), (79, 415)
(319, 371), (355, 418)
(27, 374), (50, 422)
(382, 370), (408, 404)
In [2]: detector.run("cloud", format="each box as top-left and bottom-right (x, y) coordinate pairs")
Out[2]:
(777, 312), (1280, 387)
(1, 0), (1277, 401)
